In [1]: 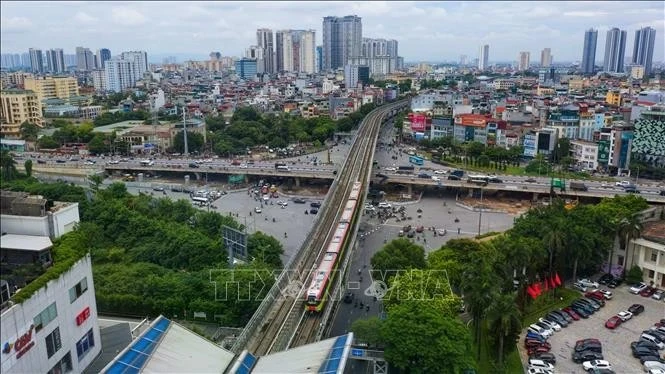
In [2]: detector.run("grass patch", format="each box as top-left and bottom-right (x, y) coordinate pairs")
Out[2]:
(522, 287), (580, 327)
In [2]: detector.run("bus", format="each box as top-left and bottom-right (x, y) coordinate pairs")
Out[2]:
(467, 174), (489, 186)
(409, 155), (424, 166)
(191, 196), (209, 206)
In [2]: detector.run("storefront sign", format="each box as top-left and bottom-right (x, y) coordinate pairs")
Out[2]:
(76, 307), (91, 326)
(2, 324), (35, 365)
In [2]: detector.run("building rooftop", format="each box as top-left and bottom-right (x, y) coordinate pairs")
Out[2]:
(642, 220), (665, 245)
(0, 89), (36, 95)
(0, 234), (53, 252)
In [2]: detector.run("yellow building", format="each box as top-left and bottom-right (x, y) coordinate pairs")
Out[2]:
(0, 89), (43, 138)
(605, 91), (621, 106)
(631, 65), (645, 80)
(23, 76), (79, 106)
(536, 86), (555, 96)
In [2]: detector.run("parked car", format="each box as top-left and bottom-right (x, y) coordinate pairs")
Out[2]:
(598, 289), (613, 299)
(617, 311), (633, 321)
(561, 307), (581, 320)
(607, 276), (624, 288)
(551, 309), (573, 323)
(578, 278), (600, 289)
(572, 350), (604, 363)
(528, 324), (553, 338)
(529, 352), (556, 365)
(629, 303), (645, 315)
(605, 315), (623, 329)
(641, 286), (658, 297)
(528, 345), (552, 355)
(598, 273), (614, 285)
(652, 289), (665, 300)
(538, 318), (562, 331)
(632, 340), (660, 353)
(293, 198), (307, 204)
(569, 304), (590, 318)
(525, 339), (552, 349)
(527, 359), (554, 372)
(526, 368), (552, 374)
(582, 360), (612, 371)
(640, 333), (665, 349)
(630, 282), (648, 294)
(309, 208), (319, 215)
(616, 180), (632, 187)
(574, 338), (602, 353)
(310, 202), (322, 208)
(573, 282), (588, 292)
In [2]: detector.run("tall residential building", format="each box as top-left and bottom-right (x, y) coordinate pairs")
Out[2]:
(322, 15), (362, 71)
(540, 48), (552, 67)
(0, 89), (43, 137)
(276, 30), (316, 74)
(275, 30), (285, 72)
(603, 27), (627, 73)
(581, 28), (598, 74)
(91, 69), (107, 92)
(344, 64), (369, 89)
(256, 28), (274, 74)
(354, 38), (399, 75)
(632, 27), (656, 76)
(518, 51), (530, 71)
(75, 47), (95, 71)
(24, 76), (80, 105)
(386, 39), (399, 71)
(95, 48), (112, 69)
(120, 51), (148, 77)
(104, 58), (137, 92)
(28, 48), (44, 73)
(478, 44), (489, 70)
(316, 45), (323, 73)
(45, 50), (58, 73)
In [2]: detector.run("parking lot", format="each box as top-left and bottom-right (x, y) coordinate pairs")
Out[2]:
(522, 284), (665, 373)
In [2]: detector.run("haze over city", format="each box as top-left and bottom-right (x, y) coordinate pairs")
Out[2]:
(1, 1), (663, 62)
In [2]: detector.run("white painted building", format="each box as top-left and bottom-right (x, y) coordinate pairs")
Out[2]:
(104, 58), (137, 93)
(91, 70), (106, 92)
(1, 254), (101, 374)
(0, 198), (79, 239)
(570, 139), (599, 170)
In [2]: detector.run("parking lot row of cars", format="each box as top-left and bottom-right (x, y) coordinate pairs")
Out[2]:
(628, 319), (665, 373)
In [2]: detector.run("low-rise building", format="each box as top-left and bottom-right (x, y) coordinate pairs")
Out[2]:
(23, 76), (79, 107)
(570, 139), (599, 170)
(0, 89), (43, 138)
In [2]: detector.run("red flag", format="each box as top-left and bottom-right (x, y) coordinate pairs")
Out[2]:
(554, 273), (562, 287)
(527, 285), (537, 299)
(547, 276), (554, 289)
(533, 283), (542, 296)
(544, 279), (550, 291)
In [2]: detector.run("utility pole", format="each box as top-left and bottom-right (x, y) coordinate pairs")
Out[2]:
(477, 187), (484, 236)
(182, 107), (189, 156)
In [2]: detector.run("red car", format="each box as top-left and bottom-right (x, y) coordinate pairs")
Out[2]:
(528, 345), (552, 355)
(562, 307), (581, 320)
(640, 286), (656, 297)
(585, 291), (605, 301)
(605, 315), (623, 329)
(525, 339), (552, 349)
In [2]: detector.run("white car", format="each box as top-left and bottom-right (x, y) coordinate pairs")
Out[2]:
(527, 359), (554, 371)
(109, 160), (120, 164)
(384, 167), (396, 172)
(630, 282), (648, 294)
(526, 368), (552, 374)
(528, 324), (552, 338)
(277, 201), (288, 207)
(647, 368), (665, 374)
(254, 207), (262, 213)
(573, 282), (588, 292)
(433, 169), (447, 174)
(617, 311), (633, 321)
(578, 278), (600, 289)
(645, 361), (665, 372)
(538, 318), (562, 331)
(431, 176), (441, 181)
(616, 180), (632, 187)
(598, 289), (613, 299)
(377, 202), (392, 209)
(582, 360), (612, 371)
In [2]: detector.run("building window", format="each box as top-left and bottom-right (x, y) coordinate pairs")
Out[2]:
(648, 269), (655, 279)
(45, 327), (62, 359)
(75, 329), (95, 361)
(48, 351), (73, 374)
(34, 302), (58, 332)
(651, 251), (658, 262)
(69, 277), (88, 303)
(617, 255), (624, 266)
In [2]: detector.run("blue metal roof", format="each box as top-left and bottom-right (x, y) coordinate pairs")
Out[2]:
(104, 317), (171, 374)
(318, 335), (347, 374)
(235, 351), (257, 374)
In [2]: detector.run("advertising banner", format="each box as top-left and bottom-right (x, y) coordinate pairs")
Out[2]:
(597, 140), (610, 163)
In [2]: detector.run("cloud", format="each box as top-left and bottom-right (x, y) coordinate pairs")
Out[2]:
(74, 11), (98, 24)
(0, 16), (32, 31)
(563, 11), (609, 17)
(111, 7), (146, 26)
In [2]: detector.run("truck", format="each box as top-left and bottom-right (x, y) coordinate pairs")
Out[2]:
(570, 182), (588, 191)
(396, 165), (415, 174)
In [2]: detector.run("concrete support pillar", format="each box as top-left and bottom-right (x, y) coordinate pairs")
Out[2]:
(532, 192), (539, 202)
(295, 177), (301, 187)
(407, 184), (412, 195)
(244, 174), (249, 183)
(194, 172), (201, 181)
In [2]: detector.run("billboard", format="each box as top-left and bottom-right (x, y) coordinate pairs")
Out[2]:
(223, 225), (248, 266)
(409, 113), (427, 132)
(229, 174), (245, 184)
(523, 134), (537, 157)
(597, 140), (610, 164)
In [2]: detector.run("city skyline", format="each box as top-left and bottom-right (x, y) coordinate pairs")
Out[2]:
(1, 1), (663, 63)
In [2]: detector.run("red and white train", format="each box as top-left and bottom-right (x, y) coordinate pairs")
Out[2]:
(305, 181), (362, 312)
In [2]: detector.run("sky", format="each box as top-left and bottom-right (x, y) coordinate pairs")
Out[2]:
(1, 1), (663, 63)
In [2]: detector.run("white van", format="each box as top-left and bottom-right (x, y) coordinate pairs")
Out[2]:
(276, 165), (289, 172)
(140, 159), (154, 166)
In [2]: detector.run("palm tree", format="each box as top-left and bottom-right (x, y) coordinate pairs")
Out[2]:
(0, 150), (18, 180)
(619, 215), (643, 270)
(487, 293), (522, 366)
(462, 252), (499, 358)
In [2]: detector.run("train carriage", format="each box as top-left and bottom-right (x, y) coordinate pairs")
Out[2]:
(306, 253), (337, 311)
(340, 200), (357, 224)
(348, 181), (363, 201)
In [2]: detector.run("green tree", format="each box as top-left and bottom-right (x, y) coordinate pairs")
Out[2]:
(19, 121), (40, 141)
(87, 133), (110, 155)
(381, 301), (475, 373)
(247, 231), (284, 269)
(88, 174), (103, 192)
(37, 136), (60, 149)
(618, 215), (643, 270)
(350, 317), (384, 348)
(486, 293), (521, 366)
(24, 159), (33, 177)
(383, 269), (460, 314)
(370, 238), (426, 282)
(552, 138), (571, 164)
(1, 150), (18, 180)
(172, 130), (205, 154)
(625, 265), (644, 284)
